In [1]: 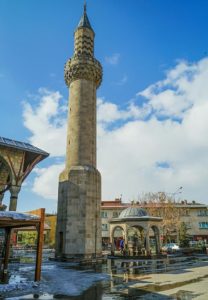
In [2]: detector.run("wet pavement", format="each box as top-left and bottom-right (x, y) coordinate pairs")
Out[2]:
(1, 251), (208, 299)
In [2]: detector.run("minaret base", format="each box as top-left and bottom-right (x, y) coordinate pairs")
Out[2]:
(55, 166), (102, 260)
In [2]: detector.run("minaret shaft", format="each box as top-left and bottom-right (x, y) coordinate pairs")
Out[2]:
(66, 79), (96, 169)
(60, 24), (102, 181)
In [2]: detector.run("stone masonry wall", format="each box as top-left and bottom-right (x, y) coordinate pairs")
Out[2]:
(56, 166), (101, 258)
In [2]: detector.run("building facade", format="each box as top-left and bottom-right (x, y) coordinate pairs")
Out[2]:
(11, 200), (208, 249)
(12, 211), (55, 248)
(55, 5), (102, 260)
(101, 199), (208, 245)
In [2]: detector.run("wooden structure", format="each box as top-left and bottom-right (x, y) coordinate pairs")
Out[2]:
(0, 208), (45, 283)
(0, 136), (49, 211)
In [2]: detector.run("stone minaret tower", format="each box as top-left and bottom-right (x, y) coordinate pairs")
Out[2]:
(55, 4), (102, 260)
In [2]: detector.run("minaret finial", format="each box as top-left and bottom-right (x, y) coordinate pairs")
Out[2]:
(77, 0), (93, 31)
(84, 0), (87, 13)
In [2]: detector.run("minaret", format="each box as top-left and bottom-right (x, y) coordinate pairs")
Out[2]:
(55, 4), (102, 260)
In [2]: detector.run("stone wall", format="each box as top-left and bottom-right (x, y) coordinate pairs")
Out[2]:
(56, 166), (101, 258)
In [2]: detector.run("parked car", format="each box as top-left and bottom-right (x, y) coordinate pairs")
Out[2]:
(162, 243), (180, 252)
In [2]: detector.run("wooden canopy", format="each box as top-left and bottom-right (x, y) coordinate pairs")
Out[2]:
(0, 208), (45, 283)
(0, 136), (49, 211)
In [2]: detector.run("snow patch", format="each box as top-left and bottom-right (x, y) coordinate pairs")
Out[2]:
(1, 262), (109, 298)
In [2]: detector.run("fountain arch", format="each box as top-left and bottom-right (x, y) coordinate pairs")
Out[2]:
(110, 206), (162, 256)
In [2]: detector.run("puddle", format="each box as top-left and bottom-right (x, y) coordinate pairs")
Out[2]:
(1, 253), (208, 300)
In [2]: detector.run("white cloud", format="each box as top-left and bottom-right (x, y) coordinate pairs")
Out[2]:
(97, 98), (127, 123)
(23, 57), (208, 205)
(97, 57), (208, 203)
(105, 53), (120, 65)
(97, 98), (149, 126)
(32, 164), (64, 200)
(22, 88), (67, 157)
(139, 58), (208, 119)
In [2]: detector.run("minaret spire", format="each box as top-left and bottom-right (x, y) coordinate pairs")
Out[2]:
(77, 0), (93, 31)
(84, 0), (87, 13)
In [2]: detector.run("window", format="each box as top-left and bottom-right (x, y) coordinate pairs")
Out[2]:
(113, 211), (119, 218)
(180, 209), (190, 216)
(199, 222), (208, 229)
(198, 210), (208, 217)
(101, 211), (108, 218)
(102, 224), (108, 231)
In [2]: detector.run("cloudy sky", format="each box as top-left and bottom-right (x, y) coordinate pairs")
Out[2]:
(1, 0), (208, 212)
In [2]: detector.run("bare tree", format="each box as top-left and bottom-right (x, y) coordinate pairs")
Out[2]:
(139, 192), (183, 243)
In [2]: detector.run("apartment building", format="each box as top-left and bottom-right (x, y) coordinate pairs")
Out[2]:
(101, 199), (208, 244)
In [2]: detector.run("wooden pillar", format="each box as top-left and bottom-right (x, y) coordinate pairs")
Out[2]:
(1, 227), (11, 283)
(35, 208), (45, 281)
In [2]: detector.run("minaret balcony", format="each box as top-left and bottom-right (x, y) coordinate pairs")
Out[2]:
(64, 55), (102, 88)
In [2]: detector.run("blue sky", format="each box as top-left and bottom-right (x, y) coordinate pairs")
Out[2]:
(1, 0), (208, 212)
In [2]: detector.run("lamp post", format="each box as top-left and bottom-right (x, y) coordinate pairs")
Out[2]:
(172, 186), (183, 198)
(171, 187), (183, 244)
